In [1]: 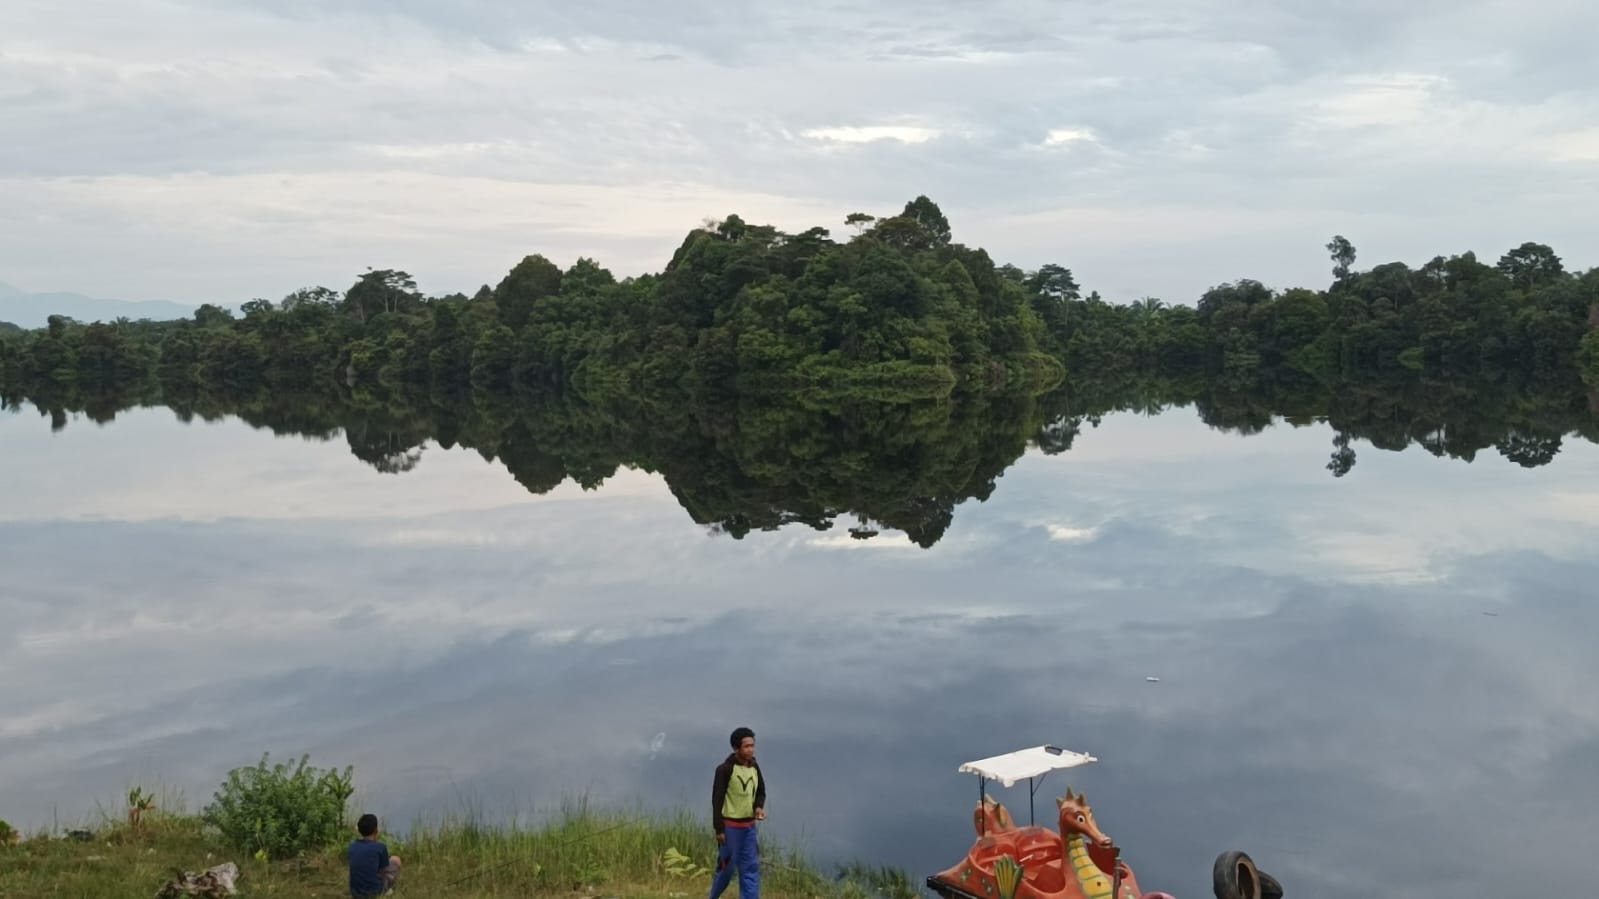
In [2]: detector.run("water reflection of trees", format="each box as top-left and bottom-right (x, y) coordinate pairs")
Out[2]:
(5, 374), (1598, 547)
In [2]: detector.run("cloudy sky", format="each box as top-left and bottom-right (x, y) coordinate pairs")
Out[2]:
(2, 0), (1596, 306)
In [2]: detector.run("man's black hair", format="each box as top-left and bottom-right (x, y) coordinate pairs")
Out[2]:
(357, 813), (379, 837)
(729, 726), (755, 750)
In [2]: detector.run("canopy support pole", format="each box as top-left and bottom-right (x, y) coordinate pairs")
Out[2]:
(1027, 771), (1052, 826)
(977, 773), (987, 836)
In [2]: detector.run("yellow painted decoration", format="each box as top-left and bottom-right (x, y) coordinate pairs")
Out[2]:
(1064, 834), (1116, 899)
(992, 855), (1024, 899)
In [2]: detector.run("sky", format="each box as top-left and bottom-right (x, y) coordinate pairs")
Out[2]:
(1, 0), (1597, 307)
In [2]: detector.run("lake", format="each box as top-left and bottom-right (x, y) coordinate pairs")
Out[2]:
(2, 395), (1597, 899)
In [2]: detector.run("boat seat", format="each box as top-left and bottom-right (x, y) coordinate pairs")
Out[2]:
(1015, 831), (1062, 867)
(1028, 865), (1066, 893)
(970, 834), (1020, 866)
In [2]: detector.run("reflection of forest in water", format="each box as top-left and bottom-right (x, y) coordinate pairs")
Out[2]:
(6, 373), (1597, 548)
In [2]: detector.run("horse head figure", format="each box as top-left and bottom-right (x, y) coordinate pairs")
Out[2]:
(1057, 787), (1113, 850)
(973, 793), (1015, 836)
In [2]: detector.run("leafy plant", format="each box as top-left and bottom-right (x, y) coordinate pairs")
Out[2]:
(201, 753), (354, 860)
(0, 819), (18, 847)
(663, 846), (712, 878)
(572, 842), (608, 888)
(128, 787), (157, 829)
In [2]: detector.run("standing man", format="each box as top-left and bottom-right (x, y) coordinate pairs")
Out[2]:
(709, 726), (765, 899)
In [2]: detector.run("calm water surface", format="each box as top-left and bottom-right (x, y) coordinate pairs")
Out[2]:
(3, 403), (1597, 898)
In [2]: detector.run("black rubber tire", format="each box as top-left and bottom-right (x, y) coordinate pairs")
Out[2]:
(1212, 850), (1263, 899)
(1258, 869), (1282, 899)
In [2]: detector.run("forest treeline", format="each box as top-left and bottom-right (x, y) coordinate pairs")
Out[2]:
(2, 196), (1598, 402)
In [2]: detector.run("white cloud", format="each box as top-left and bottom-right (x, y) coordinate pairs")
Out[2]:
(363, 141), (514, 160)
(801, 125), (941, 144)
(1542, 491), (1599, 524)
(807, 532), (923, 549)
(1041, 127), (1098, 147)
(0, 699), (102, 740)
(1310, 72), (1447, 128)
(0, 171), (850, 300)
(1549, 127), (1599, 162)
(0, 406), (672, 523)
(1045, 524), (1100, 543)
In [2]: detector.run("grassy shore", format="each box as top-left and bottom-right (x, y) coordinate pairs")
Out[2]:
(0, 803), (918, 899)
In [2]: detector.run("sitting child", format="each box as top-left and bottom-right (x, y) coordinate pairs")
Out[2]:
(348, 813), (402, 897)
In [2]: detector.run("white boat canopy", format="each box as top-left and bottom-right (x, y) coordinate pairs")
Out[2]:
(957, 745), (1098, 788)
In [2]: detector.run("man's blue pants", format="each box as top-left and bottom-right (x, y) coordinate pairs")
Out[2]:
(709, 824), (758, 899)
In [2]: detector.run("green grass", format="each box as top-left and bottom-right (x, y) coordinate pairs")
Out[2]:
(0, 800), (922, 899)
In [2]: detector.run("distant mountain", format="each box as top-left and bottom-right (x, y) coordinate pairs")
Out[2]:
(0, 287), (199, 330)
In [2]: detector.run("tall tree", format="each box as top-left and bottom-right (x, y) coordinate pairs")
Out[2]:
(900, 196), (952, 246)
(494, 254), (564, 332)
(1326, 235), (1357, 282)
(1496, 242), (1564, 290)
(343, 269), (420, 322)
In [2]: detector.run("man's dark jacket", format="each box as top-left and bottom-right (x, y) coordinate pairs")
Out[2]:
(711, 753), (766, 835)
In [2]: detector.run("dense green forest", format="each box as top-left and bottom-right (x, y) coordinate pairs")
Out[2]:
(3, 196), (1599, 545)
(2, 196), (1596, 401)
